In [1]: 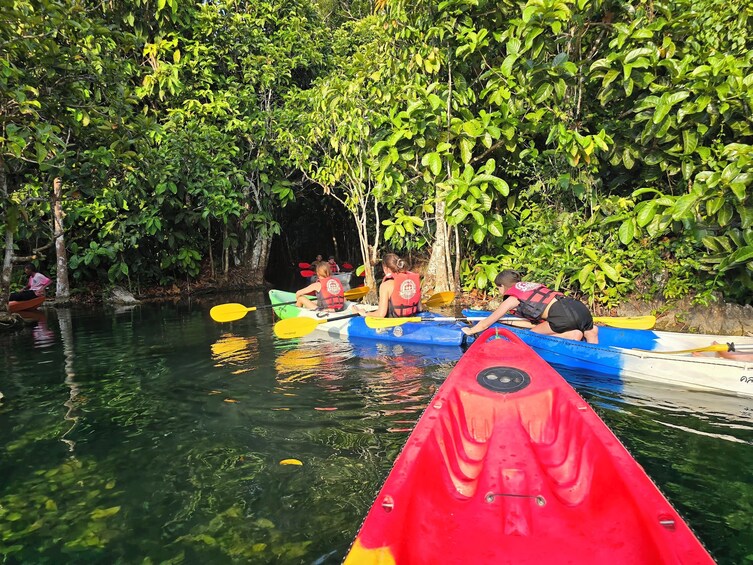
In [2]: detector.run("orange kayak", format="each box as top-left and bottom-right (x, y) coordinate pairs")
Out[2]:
(9, 295), (45, 313)
(345, 327), (714, 564)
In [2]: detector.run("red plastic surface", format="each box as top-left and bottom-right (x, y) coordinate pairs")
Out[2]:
(345, 328), (714, 564)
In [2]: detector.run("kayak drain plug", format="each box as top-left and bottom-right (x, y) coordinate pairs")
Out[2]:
(476, 367), (531, 393)
(485, 492), (546, 507)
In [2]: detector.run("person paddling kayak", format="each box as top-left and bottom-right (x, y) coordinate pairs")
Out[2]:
(462, 269), (599, 343)
(352, 253), (421, 318)
(9, 264), (52, 302)
(295, 261), (346, 312)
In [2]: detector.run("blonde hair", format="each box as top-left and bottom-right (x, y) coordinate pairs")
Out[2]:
(382, 253), (408, 273)
(316, 261), (332, 278)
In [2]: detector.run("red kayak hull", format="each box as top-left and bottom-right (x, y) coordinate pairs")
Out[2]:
(9, 296), (45, 313)
(345, 328), (713, 564)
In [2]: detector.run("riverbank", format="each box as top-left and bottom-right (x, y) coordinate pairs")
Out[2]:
(26, 267), (753, 337)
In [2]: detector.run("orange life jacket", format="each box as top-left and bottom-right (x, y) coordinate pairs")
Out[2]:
(317, 276), (345, 311)
(387, 272), (421, 317)
(504, 282), (562, 322)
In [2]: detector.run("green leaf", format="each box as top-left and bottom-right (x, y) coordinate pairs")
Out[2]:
(422, 152), (442, 176)
(472, 225), (487, 244)
(618, 219), (635, 245)
(622, 148), (635, 170)
(636, 201), (658, 227)
(91, 506), (121, 520)
(671, 194), (698, 220)
(488, 220), (504, 238)
(682, 130), (698, 154)
(463, 121), (484, 138)
(460, 138), (474, 164)
(600, 262), (620, 282)
(578, 264), (594, 285)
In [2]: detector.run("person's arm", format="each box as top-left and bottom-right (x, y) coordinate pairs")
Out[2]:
(296, 282), (319, 297)
(354, 281), (392, 317)
(462, 296), (520, 335)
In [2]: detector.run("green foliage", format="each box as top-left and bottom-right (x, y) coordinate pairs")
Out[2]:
(460, 198), (725, 307)
(4, 0), (751, 305)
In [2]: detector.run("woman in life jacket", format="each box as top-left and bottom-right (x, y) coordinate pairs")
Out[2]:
(462, 269), (599, 343)
(352, 253), (421, 318)
(296, 261), (346, 312)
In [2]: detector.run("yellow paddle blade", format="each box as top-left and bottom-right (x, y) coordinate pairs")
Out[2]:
(423, 291), (455, 308)
(210, 303), (257, 323)
(344, 286), (370, 300)
(593, 315), (656, 330)
(365, 316), (422, 329)
(273, 317), (322, 339)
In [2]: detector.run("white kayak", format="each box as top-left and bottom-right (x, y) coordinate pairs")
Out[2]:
(462, 309), (753, 398)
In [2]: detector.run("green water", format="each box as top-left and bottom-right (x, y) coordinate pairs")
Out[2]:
(1, 294), (752, 564)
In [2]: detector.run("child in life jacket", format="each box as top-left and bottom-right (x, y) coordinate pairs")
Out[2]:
(352, 253), (421, 318)
(462, 269), (599, 343)
(327, 256), (339, 274)
(296, 261), (346, 312)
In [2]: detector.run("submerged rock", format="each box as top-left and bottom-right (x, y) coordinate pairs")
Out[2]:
(103, 286), (140, 305)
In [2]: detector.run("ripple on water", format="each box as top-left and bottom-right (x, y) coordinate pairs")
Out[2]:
(2, 302), (753, 564)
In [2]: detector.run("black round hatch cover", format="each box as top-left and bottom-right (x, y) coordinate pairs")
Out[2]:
(476, 366), (531, 393)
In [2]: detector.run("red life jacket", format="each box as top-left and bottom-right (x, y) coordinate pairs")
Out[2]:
(504, 282), (563, 322)
(387, 271), (421, 317)
(317, 276), (345, 311)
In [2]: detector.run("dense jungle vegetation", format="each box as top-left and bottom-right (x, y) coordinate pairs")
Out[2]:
(1, 0), (752, 309)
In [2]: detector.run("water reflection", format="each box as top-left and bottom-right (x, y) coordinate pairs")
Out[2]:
(57, 308), (80, 452)
(20, 309), (56, 348)
(2, 300), (753, 564)
(557, 363), (753, 438)
(211, 333), (259, 374)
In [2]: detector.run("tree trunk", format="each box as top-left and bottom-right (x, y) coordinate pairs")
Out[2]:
(53, 177), (71, 304)
(0, 162), (12, 314)
(246, 234), (272, 287)
(424, 198), (454, 293)
(0, 226), (13, 315)
(423, 48), (456, 295)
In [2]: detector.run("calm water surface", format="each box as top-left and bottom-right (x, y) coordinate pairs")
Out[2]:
(1, 294), (752, 564)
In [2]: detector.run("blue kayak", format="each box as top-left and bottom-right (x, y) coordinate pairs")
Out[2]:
(270, 290), (466, 346)
(462, 308), (753, 398)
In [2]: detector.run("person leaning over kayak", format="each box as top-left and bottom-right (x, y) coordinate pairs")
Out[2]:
(296, 261), (346, 312)
(352, 253), (421, 318)
(462, 269), (599, 343)
(9, 263), (52, 302)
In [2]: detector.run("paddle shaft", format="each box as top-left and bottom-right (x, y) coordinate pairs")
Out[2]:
(645, 342), (753, 355)
(270, 287), (368, 308)
(211, 287), (370, 323)
(274, 311), (361, 339)
(365, 313), (654, 330)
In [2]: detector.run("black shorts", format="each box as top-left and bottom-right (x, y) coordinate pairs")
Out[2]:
(546, 298), (593, 333)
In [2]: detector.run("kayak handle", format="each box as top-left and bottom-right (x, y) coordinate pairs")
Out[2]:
(479, 327), (526, 347)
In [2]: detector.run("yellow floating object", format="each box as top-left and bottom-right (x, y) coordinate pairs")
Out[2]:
(280, 459), (303, 466)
